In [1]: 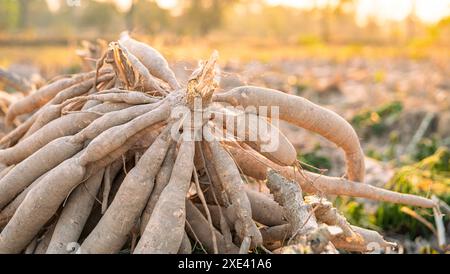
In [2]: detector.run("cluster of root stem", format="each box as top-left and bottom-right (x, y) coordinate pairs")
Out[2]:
(0, 33), (444, 254)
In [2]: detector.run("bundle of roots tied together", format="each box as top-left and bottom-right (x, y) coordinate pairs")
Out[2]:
(0, 33), (441, 254)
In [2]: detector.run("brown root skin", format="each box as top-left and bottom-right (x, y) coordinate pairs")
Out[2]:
(205, 126), (262, 249)
(119, 33), (180, 91)
(65, 90), (160, 108)
(24, 237), (38, 254)
(0, 115), (35, 148)
(49, 76), (96, 106)
(272, 225), (338, 254)
(260, 224), (291, 245)
(131, 122), (165, 150)
(33, 222), (57, 254)
(5, 74), (85, 125)
(193, 169), (219, 254)
(0, 157), (86, 254)
(267, 170), (318, 243)
(305, 195), (357, 239)
(0, 46), (433, 255)
(213, 86), (365, 183)
(212, 107), (297, 166)
(194, 203), (235, 231)
(140, 143), (176, 235)
(72, 102), (161, 144)
(46, 169), (104, 254)
(80, 128), (172, 254)
(79, 160), (128, 241)
(24, 104), (64, 138)
(267, 170), (339, 254)
(301, 171), (435, 208)
(0, 165), (13, 180)
(82, 98), (102, 110)
(85, 124), (162, 177)
(4, 69), (111, 125)
(101, 165), (112, 214)
(0, 111), (98, 166)
(227, 144), (436, 208)
(244, 187), (286, 226)
(178, 232), (192, 254)
(2, 71), (113, 144)
(78, 101), (171, 166)
(0, 171), (48, 229)
(195, 187), (286, 229)
(186, 199), (239, 254)
(117, 41), (168, 94)
(100, 160), (125, 213)
(0, 102), (127, 166)
(0, 136), (84, 209)
(134, 131), (195, 254)
(200, 141), (230, 207)
(331, 226), (397, 253)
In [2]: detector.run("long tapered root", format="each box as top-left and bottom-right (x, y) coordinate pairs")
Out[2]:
(134, 131), (195, 254)
(0, 34), (438, 254)
(213, 86), (365, 183)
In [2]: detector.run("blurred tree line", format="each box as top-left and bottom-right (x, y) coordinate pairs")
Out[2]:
(0, 0), (449, 45)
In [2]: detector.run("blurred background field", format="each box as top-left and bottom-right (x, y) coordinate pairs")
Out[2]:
(1, 0), (450, 67)
(0, 0), (449, 253)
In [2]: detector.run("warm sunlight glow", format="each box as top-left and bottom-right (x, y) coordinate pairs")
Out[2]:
(112, 0), (133, 12)
(45, 0), (61, 12)
(415, 0), (450, 23)
(45, 0), (450, 24)
(156, 0), (179, 10)
(266, 0), (450, 24)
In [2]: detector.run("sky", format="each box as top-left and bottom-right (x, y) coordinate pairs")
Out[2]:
(46, 0), (450, 25)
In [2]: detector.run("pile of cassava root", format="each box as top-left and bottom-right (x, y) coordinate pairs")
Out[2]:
(0, 33), (443, 254)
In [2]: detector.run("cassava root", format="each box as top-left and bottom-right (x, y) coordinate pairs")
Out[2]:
(0, 33), (440, 254)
